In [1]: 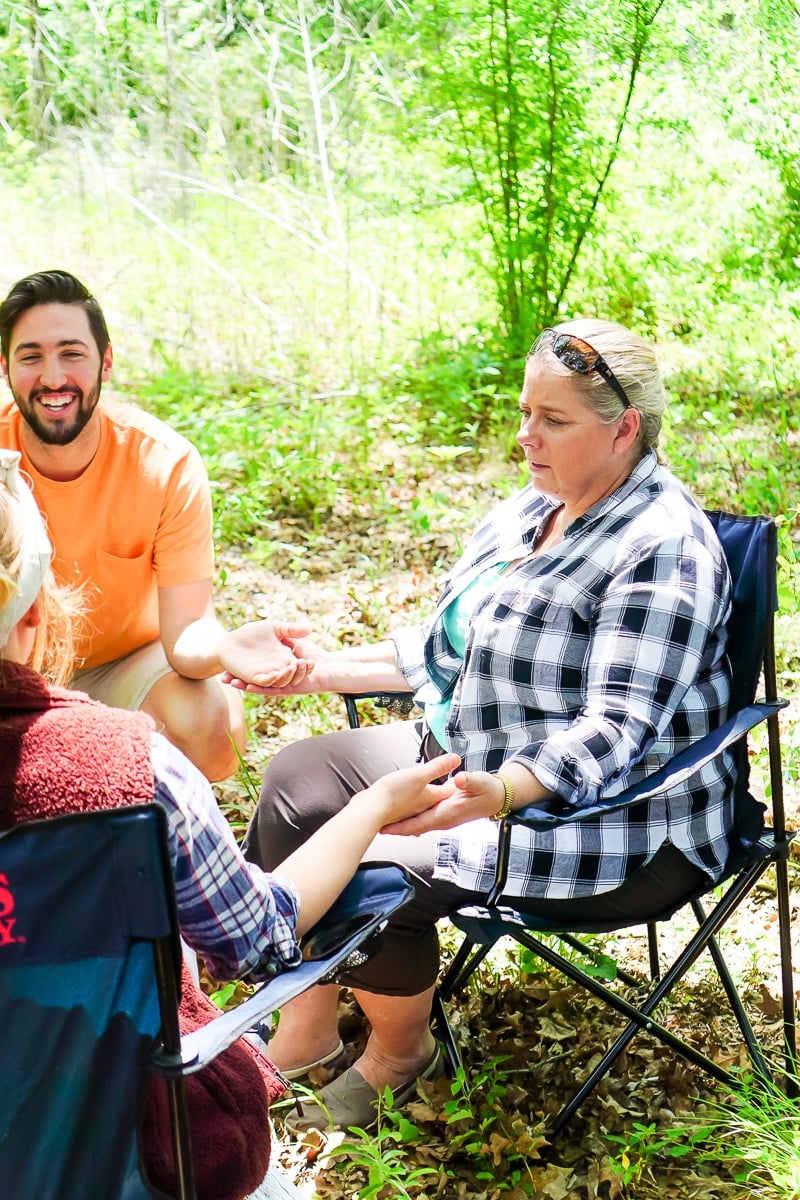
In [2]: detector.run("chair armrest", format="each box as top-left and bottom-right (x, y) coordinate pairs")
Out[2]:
(153, 863), (414, 1077)
(341, 692), (417, 729)
(341, 691), (416, 706)
(511, 699), (787, 833)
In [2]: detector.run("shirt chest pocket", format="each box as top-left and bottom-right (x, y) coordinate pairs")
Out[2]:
(484, 575), (595, 633)
(93, 547), (155, 612)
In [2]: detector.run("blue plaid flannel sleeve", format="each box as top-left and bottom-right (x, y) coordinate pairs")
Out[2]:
(151, 732), (302, 982)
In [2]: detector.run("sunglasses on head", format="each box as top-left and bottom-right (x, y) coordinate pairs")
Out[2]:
(539, 329), (633, 410)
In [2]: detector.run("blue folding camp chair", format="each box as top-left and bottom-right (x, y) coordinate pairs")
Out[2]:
(432, 510), (795, 1133)
(0, 803), (413, 1199)
(342, 511), (795, 1135)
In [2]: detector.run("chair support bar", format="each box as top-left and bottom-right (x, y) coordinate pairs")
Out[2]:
(153, 937), (198, 1200)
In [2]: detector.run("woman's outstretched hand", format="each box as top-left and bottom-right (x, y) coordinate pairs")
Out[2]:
(218, 622), (316, 690)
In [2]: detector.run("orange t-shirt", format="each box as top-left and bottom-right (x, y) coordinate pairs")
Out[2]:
(0, 397), (214, 669)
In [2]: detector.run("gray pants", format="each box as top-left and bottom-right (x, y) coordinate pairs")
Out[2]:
(244, 722), (707, 997)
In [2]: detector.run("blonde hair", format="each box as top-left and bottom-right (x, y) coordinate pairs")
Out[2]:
(0, 482), (84, 685)
(530, 318), (666, 451)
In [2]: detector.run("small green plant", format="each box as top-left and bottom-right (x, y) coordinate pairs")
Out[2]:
(208, 980), (239, 1009)
(441, 1059), (540, 1192)
(230, 736), (262, 808)
(325, 1092), (439, 1199)
(606, 1119), (701, 1187)
(518, 937), (619, 981)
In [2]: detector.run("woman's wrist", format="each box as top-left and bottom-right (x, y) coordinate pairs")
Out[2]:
(347, 783), (398, 833)
(491, 762), (553, 812)
(490, 773), (514, 820)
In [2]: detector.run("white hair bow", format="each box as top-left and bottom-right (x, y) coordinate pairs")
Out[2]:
(0, 450), (53, 648)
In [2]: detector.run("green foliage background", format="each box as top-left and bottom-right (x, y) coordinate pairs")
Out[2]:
(1, 0), (798, 586)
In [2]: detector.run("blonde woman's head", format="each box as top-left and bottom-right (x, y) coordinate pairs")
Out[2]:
(528, 319), (666, 452)
(0, 453), (82, 685)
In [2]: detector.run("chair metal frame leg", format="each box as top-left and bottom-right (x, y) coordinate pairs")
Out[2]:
(434, 849), (790, 1137)
(431, 989), (464, 1078)
(433, 928), (643, 1081)
(154, 938), (198, 1200)
(433, 937), (493, 1075)
(761, 636), (798, 1080)
(542, 851), (792, 1137)
(438, 936), (493, 1000)
(646, 923), (660, 981)
(774, 852), (798, 1087)
(689, 897), (771, 1074)
(438, 925), (642, 1005)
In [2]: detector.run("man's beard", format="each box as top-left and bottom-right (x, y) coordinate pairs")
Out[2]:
(13, 373), (103, 446)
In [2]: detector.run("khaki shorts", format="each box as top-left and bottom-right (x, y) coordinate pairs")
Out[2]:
(72, 640), (174, 711)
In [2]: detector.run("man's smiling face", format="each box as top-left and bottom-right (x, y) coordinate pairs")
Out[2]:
(2, 303), (112, 446)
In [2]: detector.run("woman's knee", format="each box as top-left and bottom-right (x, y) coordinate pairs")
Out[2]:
(260, 737), (328, 804)
(242, 739), (342, 868)
(341, 922), (441, 995)
(261, 723), (420, 812)
(245, 721), (423, 870)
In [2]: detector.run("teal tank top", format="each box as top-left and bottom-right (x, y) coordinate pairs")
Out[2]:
(424, 561), (507, 748)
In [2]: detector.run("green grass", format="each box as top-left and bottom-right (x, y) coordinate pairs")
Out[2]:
(691, 1068), (800, 1200)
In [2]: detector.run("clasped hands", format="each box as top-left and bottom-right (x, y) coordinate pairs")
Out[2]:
(358, 755), (514, 833)
(218, 622), (318, 690)
(218, 626), (515, 825)
(221, 632), (359, 694)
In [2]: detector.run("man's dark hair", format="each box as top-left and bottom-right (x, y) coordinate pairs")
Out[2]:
(0, 270), (111, 362)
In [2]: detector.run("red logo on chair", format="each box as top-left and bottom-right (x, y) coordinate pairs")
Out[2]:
(0, 873), (24, 945)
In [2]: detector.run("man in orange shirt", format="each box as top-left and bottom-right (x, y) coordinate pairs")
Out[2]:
(0, 269), (313, 781)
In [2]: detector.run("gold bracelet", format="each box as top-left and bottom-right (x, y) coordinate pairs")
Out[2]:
(490, 773), (514, 821)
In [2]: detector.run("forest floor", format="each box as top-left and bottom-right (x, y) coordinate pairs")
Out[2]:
(211, 468), (800, 1200)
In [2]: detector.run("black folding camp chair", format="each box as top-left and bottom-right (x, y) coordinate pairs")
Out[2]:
(0, 803), (413, 1200)
(341, 510), (795, 1135)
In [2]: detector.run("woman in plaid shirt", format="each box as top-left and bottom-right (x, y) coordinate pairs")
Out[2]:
(236, 319), (735, 1133)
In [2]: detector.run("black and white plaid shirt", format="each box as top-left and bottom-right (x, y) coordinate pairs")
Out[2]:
(392, 452), (735, 898)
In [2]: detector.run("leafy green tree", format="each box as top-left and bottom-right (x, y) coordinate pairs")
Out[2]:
(389, 0), (666, 355)
(749, 0), (800, 282)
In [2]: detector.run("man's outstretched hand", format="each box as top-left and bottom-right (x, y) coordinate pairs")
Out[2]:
(219, 620), (315, 689)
